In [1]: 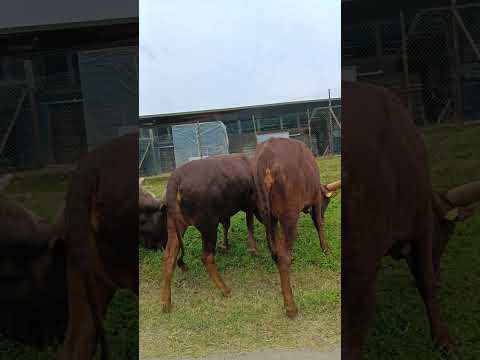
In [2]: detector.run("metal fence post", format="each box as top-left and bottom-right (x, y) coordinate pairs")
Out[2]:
(328, 89), (334, 155)
(451, 2), (464, 126)
(148, 128), (159, 174)
(307, 109), (313, 151)
(196, 121), (202, 158)
(24, 60), (42, 167)
(400, 10), (413, 114)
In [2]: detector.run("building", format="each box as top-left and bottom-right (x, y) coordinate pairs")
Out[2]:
(342, 0), (480, 124)
(139, 98), (341, 176)
(0, 2), (138, 172)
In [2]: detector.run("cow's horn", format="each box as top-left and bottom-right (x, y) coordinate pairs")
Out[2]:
(326, 180), (341, 192)
(139, 177), (145, 186)
(445, 180), (480, 207)
(21, 204), (44, 224)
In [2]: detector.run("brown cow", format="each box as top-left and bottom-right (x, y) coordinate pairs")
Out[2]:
(160, 153), (259, 313)
(342, 80), (480, 359)
(0, 196), (66, 345)
(57, 131), (138, 360)
(139, 176), (258, 256)
(252, 137), (340, 317)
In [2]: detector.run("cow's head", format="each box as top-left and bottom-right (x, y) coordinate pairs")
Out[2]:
(431, 180), (480, 280)
(0, 197), (67, 344)
(139, 184), (167, 250)
(320, 180), (341, 217)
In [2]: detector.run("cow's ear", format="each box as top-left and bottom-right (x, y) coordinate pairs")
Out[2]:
(433, 191), (475, 222)
(320, 184), (337, 199)
(325, 191), (337, 199)
(159, 201), (167, 214)
(48, 235), (64, 250)
(445, 206), (475, 222)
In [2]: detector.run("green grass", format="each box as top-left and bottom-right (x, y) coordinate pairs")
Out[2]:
(139, 155), (341, 359)
(0, 173), (138, 360)
(365, 123), (480, 360)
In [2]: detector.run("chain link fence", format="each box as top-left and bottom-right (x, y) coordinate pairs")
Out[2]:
(0, 45), (138, 174)
(0, 83), (27, 173)
(139, 102), (341, 177)
(343, 2), (480, 125)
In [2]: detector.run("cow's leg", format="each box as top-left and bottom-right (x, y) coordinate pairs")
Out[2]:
(57, 264), (115, 360)
(409, 222), (454, 350)
(176, 227), (188, 272)
(311, 203), (331, 255)
(246, 210), (259, 255)
(342, 256), (380, 360)
(218, 218), (230, 253)
(200, 224), (231, 297)
(277, 215), (298, 318)
(161, 216), (184, 313)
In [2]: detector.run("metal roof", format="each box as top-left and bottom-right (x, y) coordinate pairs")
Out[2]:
(0, 0), (137, 34)
(140, 98), (341, 126)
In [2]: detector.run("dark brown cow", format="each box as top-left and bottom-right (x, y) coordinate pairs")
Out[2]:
(139, 182), (167, 250)
(160, 153), (258, 312)
(0, 197), (66, 345)
(57, 132), (138, 360)
(139, 176), (258, 258)
(342, 80), (480, 359)
(252, 137), (340, 317)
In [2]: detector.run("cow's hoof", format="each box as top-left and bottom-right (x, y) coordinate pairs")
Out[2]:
(248, 248), (260, 256)
(177, 260), (188, 272)
(179, 264), (188, 272)
(218, 245), (230, 253)
(161, 302), (173, 313)
(434, 325), (456, 353)
(222, 287), (232, 297)
(286, 307), (298, 318)
(323, 247), (332, 256)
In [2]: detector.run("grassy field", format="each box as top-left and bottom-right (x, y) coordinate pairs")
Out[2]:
(365, 124), (480, 360)
(0, 171), (138, 360)
(139, 156), (341, 359)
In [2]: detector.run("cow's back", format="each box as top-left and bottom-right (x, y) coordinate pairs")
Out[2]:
(253, 138), (321, 217)
(166, 154), (254, 225)
(342, 80), (432, 258)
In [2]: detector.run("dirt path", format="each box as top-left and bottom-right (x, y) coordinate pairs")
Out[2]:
(143, 346), (341, 360)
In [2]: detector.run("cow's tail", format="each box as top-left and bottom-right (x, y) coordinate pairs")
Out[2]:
(166, 176), (184, 260)
(256, 164), (274, 256)
(65, 168), (109, 360)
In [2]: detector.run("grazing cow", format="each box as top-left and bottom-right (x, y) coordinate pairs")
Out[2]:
(160, 153), (258, 312)
(342, 80), (480, 359)
(139, 175), (258, 256)
(57, 131), (138, 360)
(252, 137), (340, 317)
(139, 182), (166, 250)
(0, 196), (67, 345)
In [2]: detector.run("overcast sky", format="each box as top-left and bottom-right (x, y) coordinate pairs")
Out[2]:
(140, 0), (340, 116)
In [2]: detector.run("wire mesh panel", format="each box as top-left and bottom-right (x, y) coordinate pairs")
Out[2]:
(139, 126), (176, 177)
(78, 46), (139, 150)
(0, 83), (27, 172)
(343, 3), (480, 125)
(457, 5), (480, 120)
